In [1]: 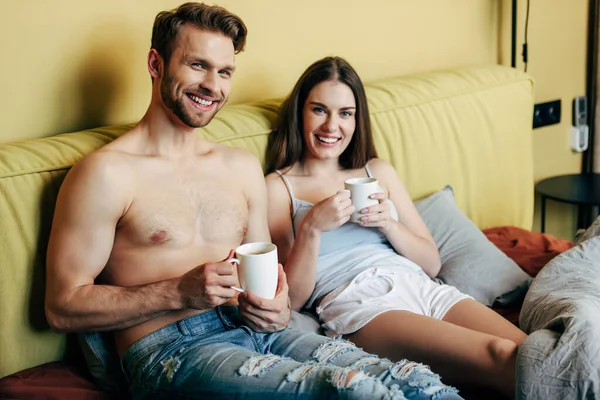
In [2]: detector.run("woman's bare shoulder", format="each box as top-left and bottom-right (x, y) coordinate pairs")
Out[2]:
(367, 158), (397, 177)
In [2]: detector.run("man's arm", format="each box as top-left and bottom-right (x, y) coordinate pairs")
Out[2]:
(45, 152), (180, 332)
(45, 152), (237, 332)
(233, 150), (291, 332)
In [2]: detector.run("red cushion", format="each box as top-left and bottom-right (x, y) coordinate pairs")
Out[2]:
(0, 361), (119, 400)
(484, 226), (574, 329)
(484, 226), (573, 277)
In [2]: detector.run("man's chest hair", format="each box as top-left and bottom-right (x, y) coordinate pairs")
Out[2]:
(120, 180), (249, 246)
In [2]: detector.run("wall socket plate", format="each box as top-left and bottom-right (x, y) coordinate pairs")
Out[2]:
(570, 125), (589, 152)
(533, 99), (561, 129)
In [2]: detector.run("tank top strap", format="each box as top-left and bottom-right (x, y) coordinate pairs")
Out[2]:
(274, 170), (297, 202)
(274, 170), (299, 238)
(364, 162), (374, 178)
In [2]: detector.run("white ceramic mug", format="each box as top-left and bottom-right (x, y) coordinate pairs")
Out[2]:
(344, 177), (381, 223)
(228, 242), (278, 299)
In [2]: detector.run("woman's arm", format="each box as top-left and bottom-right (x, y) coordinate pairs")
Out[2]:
(265, 173), (354, 311)
(265, 174), (320, 311)
(362, 159), (441, 277)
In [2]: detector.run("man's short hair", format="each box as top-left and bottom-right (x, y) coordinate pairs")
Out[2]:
(151, 2), (247, 64)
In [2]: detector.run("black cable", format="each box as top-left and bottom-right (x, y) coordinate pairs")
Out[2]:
(511, 0), (517, 68)
(523, 0), (531, 72)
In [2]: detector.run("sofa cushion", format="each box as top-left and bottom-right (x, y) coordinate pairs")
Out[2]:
(415, 186), (532, 306)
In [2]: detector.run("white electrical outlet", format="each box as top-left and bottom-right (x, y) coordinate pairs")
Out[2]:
(570, 125), (589, 152)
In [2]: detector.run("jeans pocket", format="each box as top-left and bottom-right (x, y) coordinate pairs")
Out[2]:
(217, 306), (241, 330)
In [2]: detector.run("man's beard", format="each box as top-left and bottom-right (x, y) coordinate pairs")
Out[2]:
(160, 72), (216, 128)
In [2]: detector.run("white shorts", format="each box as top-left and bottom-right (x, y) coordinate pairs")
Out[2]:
(315, 268), (473, 337)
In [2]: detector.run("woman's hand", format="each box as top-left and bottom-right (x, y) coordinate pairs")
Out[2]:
(356, 192), (396, 234)
(305, 190), (355, 233)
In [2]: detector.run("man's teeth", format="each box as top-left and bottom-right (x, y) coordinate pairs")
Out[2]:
(317, 136), (338, 144)
(190, 94), (213, 106)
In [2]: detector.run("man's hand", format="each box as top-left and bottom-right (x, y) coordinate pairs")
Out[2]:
(238, 264), (291, 332)
(178, 249), (239, 310)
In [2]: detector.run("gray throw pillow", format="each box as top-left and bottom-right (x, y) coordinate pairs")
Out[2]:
(289, 310), (324, 334)
(414, 186), (531, 307)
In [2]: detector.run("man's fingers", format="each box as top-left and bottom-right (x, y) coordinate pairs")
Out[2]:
(209, 285), (237, 301)
(239, 304), (279, 330)
(338, 198), (353, 209)
(335, 189), (351, 199)
(239, 298), (263, 317)
(240, 291), (270, 310)
(221, 249), (236, 262)
(215, 261), (236, 275)
(239, 293), (290, 333)
(276, 264), (287, 293)
(214, 275), (239, 288)
(240, 312), (263, 332)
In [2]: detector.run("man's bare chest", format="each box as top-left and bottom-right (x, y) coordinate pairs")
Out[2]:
(118, 176), (249, 246)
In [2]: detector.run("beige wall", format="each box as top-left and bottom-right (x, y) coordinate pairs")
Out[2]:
(0, 0), (497, 144)
(0, 1), (590, 239)
(499, 0), (588, 239)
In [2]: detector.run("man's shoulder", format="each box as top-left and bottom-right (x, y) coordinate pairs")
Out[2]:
(67, 146), (134, 188)
(211, 143), (262, 171)
(75, 147), (129, 171)
(212, 142), (255, 158)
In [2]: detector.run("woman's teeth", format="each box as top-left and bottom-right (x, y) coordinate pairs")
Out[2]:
(316, 136), (338, 144)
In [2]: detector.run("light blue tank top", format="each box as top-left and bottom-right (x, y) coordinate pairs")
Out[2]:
(275, 165), (424, 309)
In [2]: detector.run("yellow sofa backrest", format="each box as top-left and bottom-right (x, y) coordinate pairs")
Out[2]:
(0, 65), (534, 377)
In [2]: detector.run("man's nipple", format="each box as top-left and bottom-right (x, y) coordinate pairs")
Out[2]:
(150, 230), (169, 244)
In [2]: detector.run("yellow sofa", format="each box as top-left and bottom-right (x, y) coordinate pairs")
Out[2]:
(0, 65), (534, 386)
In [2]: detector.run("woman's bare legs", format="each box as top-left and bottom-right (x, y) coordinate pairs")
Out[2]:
(346, 300), (527, 399)
(442, 299), (527, 344)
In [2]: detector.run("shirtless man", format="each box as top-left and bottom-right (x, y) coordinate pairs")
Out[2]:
(44, 3), (462, 399)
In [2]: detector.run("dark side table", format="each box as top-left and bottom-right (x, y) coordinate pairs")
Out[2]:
(535, 173), (600, 233)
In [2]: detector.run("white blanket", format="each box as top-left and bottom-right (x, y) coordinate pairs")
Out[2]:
(517, 236), (600, 399)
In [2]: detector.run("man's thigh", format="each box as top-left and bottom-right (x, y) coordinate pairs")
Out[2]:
(129, 339), (365, 399)
(256, 329), (462, 400)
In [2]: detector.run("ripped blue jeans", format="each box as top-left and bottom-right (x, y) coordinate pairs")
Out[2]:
(121, 306), (462, 400)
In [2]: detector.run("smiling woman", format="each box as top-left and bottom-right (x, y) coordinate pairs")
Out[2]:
(302, 81), (357, 158)
(266, 57), (376, 174)
(264, 56), (528, 398)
